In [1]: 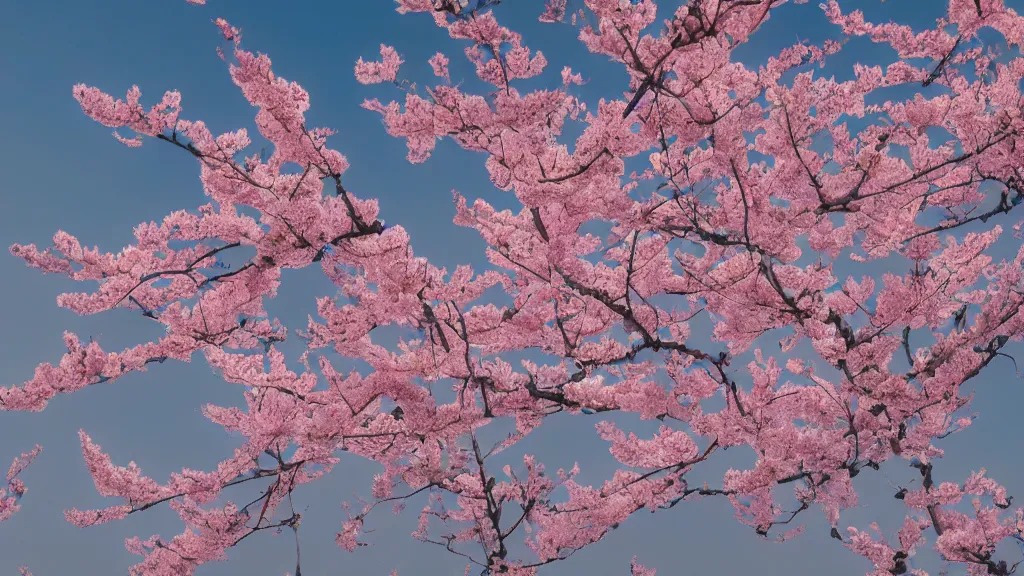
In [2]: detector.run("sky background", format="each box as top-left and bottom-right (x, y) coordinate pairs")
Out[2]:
(2, 0), (1024, 574)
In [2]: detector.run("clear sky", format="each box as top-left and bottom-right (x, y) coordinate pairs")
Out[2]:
(2, 0), (1024, 575)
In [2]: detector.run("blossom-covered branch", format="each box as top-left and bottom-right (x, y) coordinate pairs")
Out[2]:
(0, 445), (41, 523)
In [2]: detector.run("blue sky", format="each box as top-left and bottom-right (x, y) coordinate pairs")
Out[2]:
(2, 0), (1024, 574)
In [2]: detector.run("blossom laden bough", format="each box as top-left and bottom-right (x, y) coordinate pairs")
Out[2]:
(0, 445), (42, 523)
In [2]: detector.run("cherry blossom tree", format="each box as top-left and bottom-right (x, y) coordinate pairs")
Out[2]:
(4, 0), (1024, 574)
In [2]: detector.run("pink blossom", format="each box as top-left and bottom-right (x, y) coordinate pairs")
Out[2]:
(539, 0), (567, 23)
(355, 45), (404, 85)
(630, 557), (656, 576)
(428, 52), (450, 81)
(0, 445), (41, 523)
